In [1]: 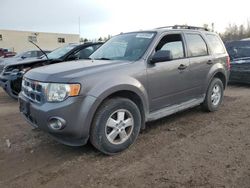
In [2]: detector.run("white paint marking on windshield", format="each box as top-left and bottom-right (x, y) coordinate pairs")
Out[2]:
(136, 33), (154, 39)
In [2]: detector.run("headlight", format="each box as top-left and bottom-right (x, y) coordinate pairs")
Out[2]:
(46, 83), (81, 102)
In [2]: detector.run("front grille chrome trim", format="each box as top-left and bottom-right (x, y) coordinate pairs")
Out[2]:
(21, 78), (46, 103)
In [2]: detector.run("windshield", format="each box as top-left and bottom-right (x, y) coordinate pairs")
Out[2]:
(90, 32), (156, 61)
(47, 44), (78, 59)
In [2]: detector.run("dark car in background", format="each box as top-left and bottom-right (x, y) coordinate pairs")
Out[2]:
(0, 42), (103, 99)
(225, 40), (250, 84)
(14, 50), (51, 59)
(0, 50), (51, 64)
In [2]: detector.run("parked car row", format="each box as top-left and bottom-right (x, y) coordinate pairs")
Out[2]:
(17, 25), (230, 155)
(0, 50), (51, 65)
(0, 42), (103, 99)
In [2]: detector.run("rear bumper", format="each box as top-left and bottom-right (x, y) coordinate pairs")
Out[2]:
(229, 70), (250, 84)
(19, 92), (99, 146)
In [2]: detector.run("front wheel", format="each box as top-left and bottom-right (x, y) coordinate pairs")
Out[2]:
(202, 78), (224, 112)
(90, 97), (141, 155)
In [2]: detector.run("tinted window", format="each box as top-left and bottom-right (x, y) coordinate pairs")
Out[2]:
(22, 51), (37, 58)
(185, 34), (208, 57)
(206, 34), (225, 54)
(156, 34), (184, 59)
(75, 46), (95, 59)
(47, 44), (77, 59)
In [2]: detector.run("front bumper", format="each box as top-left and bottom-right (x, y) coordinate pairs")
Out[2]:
(0, 73), (21, 99)
(19, 92), (99, 146)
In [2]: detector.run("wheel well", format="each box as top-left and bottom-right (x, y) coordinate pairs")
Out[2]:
(213, 72), (226, 89)
(102, 90), (146, 129)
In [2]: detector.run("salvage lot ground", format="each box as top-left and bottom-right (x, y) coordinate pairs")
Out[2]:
(0, 85), (250, 188)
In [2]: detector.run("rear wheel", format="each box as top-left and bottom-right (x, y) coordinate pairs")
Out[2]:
(90, 97), (141, 155)
(202, 78), (224, 112)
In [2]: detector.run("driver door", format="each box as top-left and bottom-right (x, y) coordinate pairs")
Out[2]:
(147, 33), (191, 112)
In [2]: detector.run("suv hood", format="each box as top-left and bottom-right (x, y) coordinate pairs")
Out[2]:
(24, 59), (131, 82)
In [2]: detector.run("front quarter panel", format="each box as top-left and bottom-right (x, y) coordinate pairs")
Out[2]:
(86, 76), (149, 116)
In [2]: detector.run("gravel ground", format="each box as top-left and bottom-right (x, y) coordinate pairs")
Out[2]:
(0, 85), (250, 188)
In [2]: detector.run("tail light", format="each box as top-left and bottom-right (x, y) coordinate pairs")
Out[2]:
(226, 56), (231, 70)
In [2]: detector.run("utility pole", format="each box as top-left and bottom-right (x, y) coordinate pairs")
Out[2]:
(78, 16), (81, 42)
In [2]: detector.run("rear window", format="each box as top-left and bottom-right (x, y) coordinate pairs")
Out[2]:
(206, 34), (226, 54)
(185, 34), (208, 57)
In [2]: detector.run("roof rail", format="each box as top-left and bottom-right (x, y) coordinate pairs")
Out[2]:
(156, 25), (210, 31)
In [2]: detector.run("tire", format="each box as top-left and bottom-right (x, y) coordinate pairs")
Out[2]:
(202, 78), (224, 112)
(90, 97), (141, 155)
(4, 80), (20, 100)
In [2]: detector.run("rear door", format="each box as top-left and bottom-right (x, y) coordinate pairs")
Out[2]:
(183, 32), (212, 97)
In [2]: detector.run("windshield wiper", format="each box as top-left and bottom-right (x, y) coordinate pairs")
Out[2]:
(93, 58), (111, 60)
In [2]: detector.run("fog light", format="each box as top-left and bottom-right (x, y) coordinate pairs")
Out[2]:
(48, 117), (66, 130)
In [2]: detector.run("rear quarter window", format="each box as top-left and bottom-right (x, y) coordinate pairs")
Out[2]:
(206, 34), (226, 54)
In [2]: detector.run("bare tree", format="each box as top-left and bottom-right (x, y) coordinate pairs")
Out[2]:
(221, 20), (250, 42)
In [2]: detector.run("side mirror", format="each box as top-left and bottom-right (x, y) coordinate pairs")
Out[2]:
(150, 50), (173, 63)
(21, 56), (27, 59)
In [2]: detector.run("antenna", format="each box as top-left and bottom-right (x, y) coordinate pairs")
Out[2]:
(78, 16), (81, 42)
(29, 40), (49, 60)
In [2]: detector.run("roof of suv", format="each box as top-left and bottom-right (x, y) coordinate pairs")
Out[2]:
(124, 25), (215, 35)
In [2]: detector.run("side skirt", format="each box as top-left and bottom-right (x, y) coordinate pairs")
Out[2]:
(147, 96), (205, 122)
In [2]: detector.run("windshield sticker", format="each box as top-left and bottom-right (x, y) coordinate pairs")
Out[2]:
(136, 33), (154, 39)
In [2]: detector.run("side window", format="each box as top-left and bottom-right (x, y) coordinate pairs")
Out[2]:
(206, 34), (226, 54)
(75, 46), (95, 59)
(155, 34), (184, 60)
(23, 51), (32, 58)
(30, 51), (38, 57)
(185, 34), (208, 57)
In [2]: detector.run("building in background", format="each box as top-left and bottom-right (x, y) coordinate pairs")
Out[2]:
(0, 29), (80, 53)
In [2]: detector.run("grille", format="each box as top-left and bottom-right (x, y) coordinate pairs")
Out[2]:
(22, 78), (45, 103)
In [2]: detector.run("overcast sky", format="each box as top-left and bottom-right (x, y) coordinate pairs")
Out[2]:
(1, 0), (250, 39)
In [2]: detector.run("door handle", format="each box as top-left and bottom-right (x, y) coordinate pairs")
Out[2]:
(178, 64), (187, 70)
(207, 60), (213, 65)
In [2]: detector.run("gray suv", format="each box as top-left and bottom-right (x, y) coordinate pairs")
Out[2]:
(19, 25), (230, 155)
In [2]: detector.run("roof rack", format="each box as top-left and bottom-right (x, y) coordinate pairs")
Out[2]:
(156, 25), (210, 31)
